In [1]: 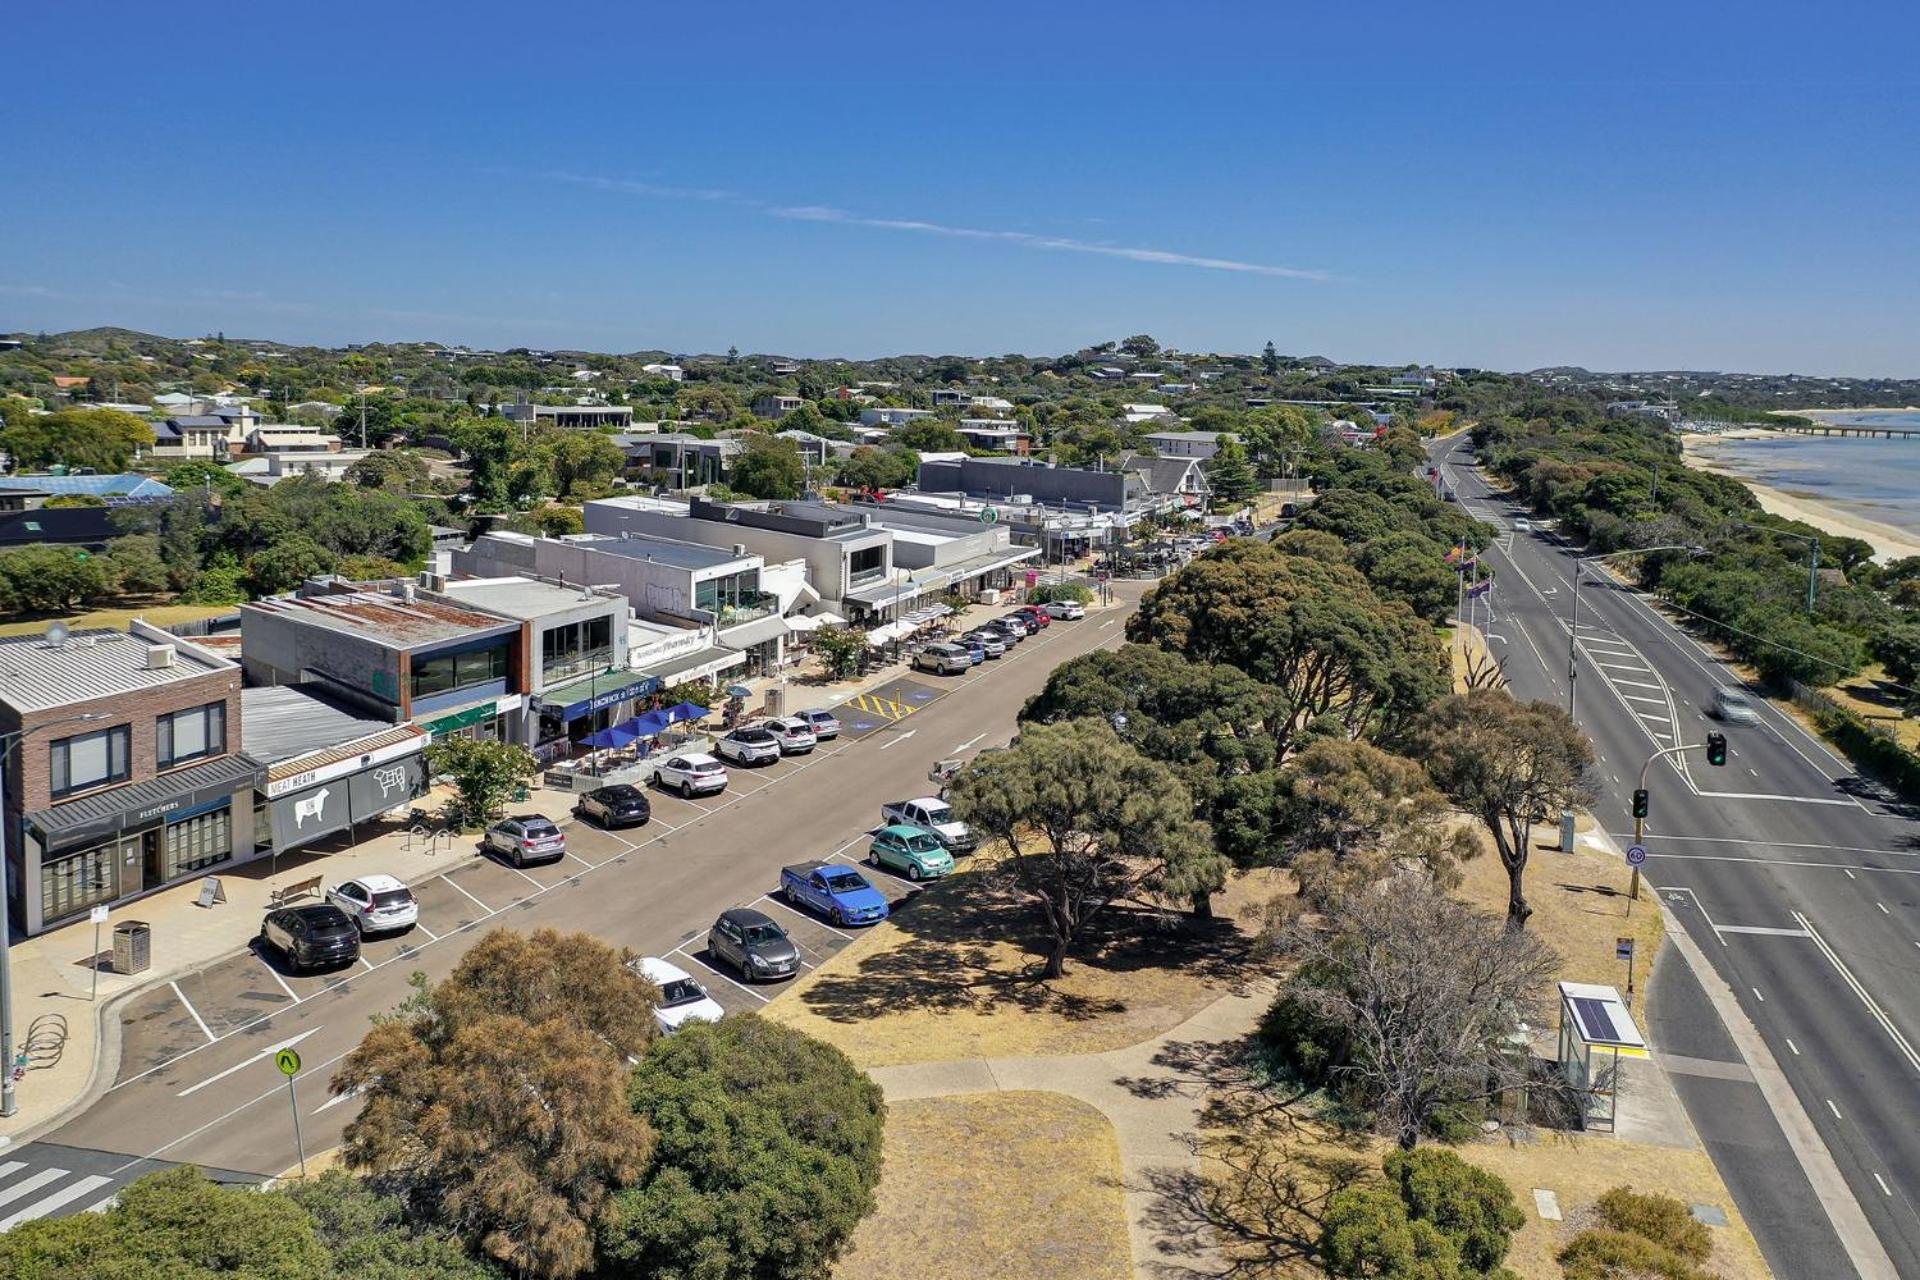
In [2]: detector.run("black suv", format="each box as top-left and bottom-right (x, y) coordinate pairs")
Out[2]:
(575, 784), (652, 829)
(259, 904), (361, 973)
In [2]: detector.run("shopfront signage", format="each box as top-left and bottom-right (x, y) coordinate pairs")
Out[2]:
(265, 735), (425, 798)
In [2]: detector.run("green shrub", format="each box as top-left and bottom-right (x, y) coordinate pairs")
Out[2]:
(1256, 988), (1348, 1086)
(1027, 582), (1094, 605)
(1321, 1185), (1462, 1279)
(1558, 1227), (1713, 1280)
(1593, 1187), (1712, 1262)
(1384, 1148), (1524, 1273)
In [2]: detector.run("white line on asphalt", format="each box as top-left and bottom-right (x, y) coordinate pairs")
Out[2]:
(1878, 903), (1890, 915)
(82, 1193), (119, 1214)
(261, 962), (300, 1002)
(683, 952), (770, 1002)
(1612, 677), (1666, 690)
(359, 956), (377, 972)
(1689, 791), (1858, 806)
(1754, 987), (1766, 1002)
(564, 851), (595, 871)
(1717, 926), (1812, 937)
(1875, 1173), (1893, 1196)
(0, 1168), (61, 1207)
(877, 730), (916, 751)
(1637, 712), (1672, 723)
(0, 1174), (112, 1229)
(952, 734), (985, 753)
(755, 893), (855, 942)
(443, 877), (493, 913)
(411, 919), (439, 941)
(169, 981), (216, 1043)
(500, 861), (544, 889)
(1659, 854), (1920, 877)
(1608, 834), (1915, 856)
(136, 1046), (357, 1165)
(1793, 910), (1920, 1076)
(1846, 870), (1858, 880)
(1661, 886), (1728, 945)
(1827, 1098), (1843, 1119)
(313, 1085), (363, 1114)
(0, 1161), (21, 1179)
(1592, 661), (1652, 673)
(1622, 693), (1667, 706)
(177, 1028), (323, 1097)
(1787, 1038), (1801, 1055)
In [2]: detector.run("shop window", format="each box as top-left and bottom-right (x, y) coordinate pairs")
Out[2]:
(411, 644), (509, 699)
(165, 803), (233, 879)
(50, 725), (131, 797)
(41, 840), (120, 924)
(158, 702), (226, 769)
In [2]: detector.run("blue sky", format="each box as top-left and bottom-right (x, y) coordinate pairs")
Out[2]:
(5, 1), (1918, 375)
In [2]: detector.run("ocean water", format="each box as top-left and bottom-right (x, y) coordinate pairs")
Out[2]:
(1694, 413), (1920, 539)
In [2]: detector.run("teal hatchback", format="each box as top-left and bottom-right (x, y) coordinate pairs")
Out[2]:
(868, 824), (955, 881)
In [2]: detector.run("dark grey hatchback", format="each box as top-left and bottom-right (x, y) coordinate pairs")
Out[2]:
(707, 907), (800, 982)
(259, 904), (361, 973)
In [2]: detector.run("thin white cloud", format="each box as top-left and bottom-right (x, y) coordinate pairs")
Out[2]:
(548, 172), (1326, 281)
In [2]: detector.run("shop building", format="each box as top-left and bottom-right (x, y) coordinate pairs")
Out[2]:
(240, 686), (430, 857)
(1, 622), (258, 937)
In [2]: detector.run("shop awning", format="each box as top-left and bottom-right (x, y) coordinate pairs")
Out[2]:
(537, 669), (666, 722)
(719, 613), (791, 651)
(27, 753), (263, 853)
(419, 700), (503, 736)
(866, 621), (914, 646)
(634, 644), (746, 685)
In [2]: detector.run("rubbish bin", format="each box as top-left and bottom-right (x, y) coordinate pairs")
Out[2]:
(112, 920), (152, 975)
(765, 686), (785, 717)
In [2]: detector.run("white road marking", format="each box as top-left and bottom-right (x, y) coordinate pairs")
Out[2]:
(1717, 925), (1811, 937)
(1878, 902), (1890, 915)
(1827, 1098), (1843, 1120)
(314, 1085), (363, 1114)
(1690, 791), (1857, 807)
(169, 981), (216, 1043)
(756, 892), (856, 942)
(1593, 661), (1652, 673)
(1622, 693), (1667, 706)
(411, 919), (439, 941)
(1846, 870), (1858, 880)
(951, 734), (985, 752)
(261, 962), (300, 1002)
(177, 1028), (324, 1097)
(0, 1162), (21, 1179)
(359, 956), (377, 973)
(1875, 1173), (1893, 1196)
(82, 1192), (120, 1214)
(443, 877), (493, 913)
(0, 1174), (114, 1230)
(0, 1168), (69, 1208)
(1787, 1038), (1801, 1055)
(877, 730), (917, 751)
(1794, 910), (1920, 1075)
(1637, 712), (1672, 724)
(1613, 677), (1666, 690)
(1753, 987), (1766, 1003)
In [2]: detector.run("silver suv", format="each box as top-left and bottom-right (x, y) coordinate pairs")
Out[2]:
(912, 642), (974, 675)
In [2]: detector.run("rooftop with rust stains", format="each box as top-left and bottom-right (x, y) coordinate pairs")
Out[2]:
(243, 589), (518, 648)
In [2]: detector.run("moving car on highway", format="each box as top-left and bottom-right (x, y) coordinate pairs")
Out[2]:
(869, 824), (956, 880)
(1711, 686), (1763, 725)
(707, 907), (800, 982)
(631, 956), (726, 1033)
(324, 873), (419, 935)
(654, 752), (729, 797)
(259, 904), (361, 973)
(483, 815), (567, 867)
(575, 783), (652, 829)
(781, 860), (890, 925)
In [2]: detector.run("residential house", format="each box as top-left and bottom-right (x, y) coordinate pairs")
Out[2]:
(504, 403), (636, 431)
(752, 394), (805, 418)
(0, 474), (173, 504)
(1142, 429), (1228, 459)
(857, 407), (935, 427)
(1121, 454), (1213, 507)
(954, 420), (1031, 454)
(1, 622), (256, 937)
(622, 433), (746, 489)
(641, 363), (685, 382)
(246, 426), (341, 454)
(1120, 402), (1178, 425)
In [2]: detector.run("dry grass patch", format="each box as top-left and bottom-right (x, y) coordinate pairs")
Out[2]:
(835, 1091), (1130, 1280)
(0, 603), (236, 638)
(765, 853), (1276, 1069)
(1461, 1133), (1769, 1279)
(1455, 823), (1663, 996)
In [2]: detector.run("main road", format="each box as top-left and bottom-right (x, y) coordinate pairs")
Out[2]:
(1435, 438), (1920, 1279)
(1, 588), (1138, 1218)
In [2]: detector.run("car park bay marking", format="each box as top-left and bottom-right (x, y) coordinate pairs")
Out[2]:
(442, 878), (493, 914)
(168, 982), (216, 1044)
(846, 693), (916, 721)
(176, 1028), (323, 1097)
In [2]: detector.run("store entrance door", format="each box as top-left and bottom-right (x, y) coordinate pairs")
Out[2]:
(141, 828), (165, 893)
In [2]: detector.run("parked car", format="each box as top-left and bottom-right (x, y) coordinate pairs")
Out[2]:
(912, 642), (974, 675)
(794, 707), (841, 740)
(630, 956), (726, 1033)
(716, 725), (782, 766)
(484, 815), (567, 866)
(1711, 686), (1762, 726)
(962, 629), (1007, 658)
(1042, 598), (1087, 620)
(1013, 605), (1052, 629)
(575, 783), (652, 828)
(654, 752), (729, 797)
(994, 614), (1032, 638)
(978, 620), (1024, 645)
(781, 860), (891, 926)
(763, 716), (819, 755)
(324, 873), (419, 935)
(880, 797), (977, 852)
(259, 904), (361, 973)
(953, 636), (987, 665)
(869, 824), (956, 880)
(707, 907), (800, 981)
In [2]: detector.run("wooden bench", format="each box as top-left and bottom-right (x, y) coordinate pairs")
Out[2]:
(270, 875), (325, 909)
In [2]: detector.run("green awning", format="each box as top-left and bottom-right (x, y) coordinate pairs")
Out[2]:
(534, 670), (665, 722)
(420, 700), (501, 735)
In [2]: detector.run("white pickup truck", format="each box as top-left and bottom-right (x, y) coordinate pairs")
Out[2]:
(879, 796), (977, 853)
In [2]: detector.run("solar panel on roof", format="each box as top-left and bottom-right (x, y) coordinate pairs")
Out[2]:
(1572, 997), (1619, 1044)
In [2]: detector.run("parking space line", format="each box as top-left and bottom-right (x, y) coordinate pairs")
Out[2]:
(259, 960), (301, 1002)
(563, 851), (595, 871)
(443, 876), (493, 914)
(499, 860), (545, 889)
(359, 956), (377, 972)
(411, 919), (440, 941)
(169, 981), (216, 1043)
(756, 893), (856, 942)
(669, 944), (770, 1002)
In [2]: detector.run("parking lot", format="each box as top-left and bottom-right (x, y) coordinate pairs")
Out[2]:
(109, 715), (961, 1084)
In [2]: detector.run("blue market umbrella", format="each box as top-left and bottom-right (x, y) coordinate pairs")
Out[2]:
(625, 710), (672, 738)
(583, 723), (640, 749)
(664, 702), (711, 724)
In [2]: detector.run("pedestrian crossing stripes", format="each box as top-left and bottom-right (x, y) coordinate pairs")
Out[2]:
(0, 1142), (258, 1232)
(844, 693), (917, 722)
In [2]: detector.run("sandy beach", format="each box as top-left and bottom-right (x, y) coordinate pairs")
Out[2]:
(1681, 434), (1920, 562)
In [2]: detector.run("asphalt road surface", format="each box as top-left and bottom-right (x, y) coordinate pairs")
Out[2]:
(4, 589), (1139, 1226)
(1435, 438), (1919, 1279)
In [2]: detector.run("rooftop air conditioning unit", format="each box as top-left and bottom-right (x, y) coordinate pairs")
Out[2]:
(146, 644), (177, 670)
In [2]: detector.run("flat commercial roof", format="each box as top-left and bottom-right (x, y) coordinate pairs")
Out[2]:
(240, 685), (398, 764)
(440, 576), (622, 619)
(0, 628), (234, 714)
(245, 591), (515, 648)
(576, 536), (753, 571)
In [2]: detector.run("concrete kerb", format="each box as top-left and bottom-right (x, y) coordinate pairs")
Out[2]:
(1591, 826), (1898, 1280)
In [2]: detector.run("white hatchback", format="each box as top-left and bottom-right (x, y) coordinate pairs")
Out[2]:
(325, 874), (419, 935)
(632, 956), (727, 1034)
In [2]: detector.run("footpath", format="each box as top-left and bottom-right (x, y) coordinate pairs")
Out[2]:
(0, 587), (1089, 1146)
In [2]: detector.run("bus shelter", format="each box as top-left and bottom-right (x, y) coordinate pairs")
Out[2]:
(1557, 981), (1647, 1131)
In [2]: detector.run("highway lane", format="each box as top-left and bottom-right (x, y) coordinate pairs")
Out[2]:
(1436, 439), (1920, 1277)
(26, 591), (1138, 1188)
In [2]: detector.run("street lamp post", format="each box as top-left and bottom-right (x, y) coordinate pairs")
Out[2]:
(1566, 545), (1699, 721)
(1, 712), (110, 1117)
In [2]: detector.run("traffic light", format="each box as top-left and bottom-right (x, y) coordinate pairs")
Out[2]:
(1705, 732), (1727, 767)
(1632, 788), (1649, 819)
